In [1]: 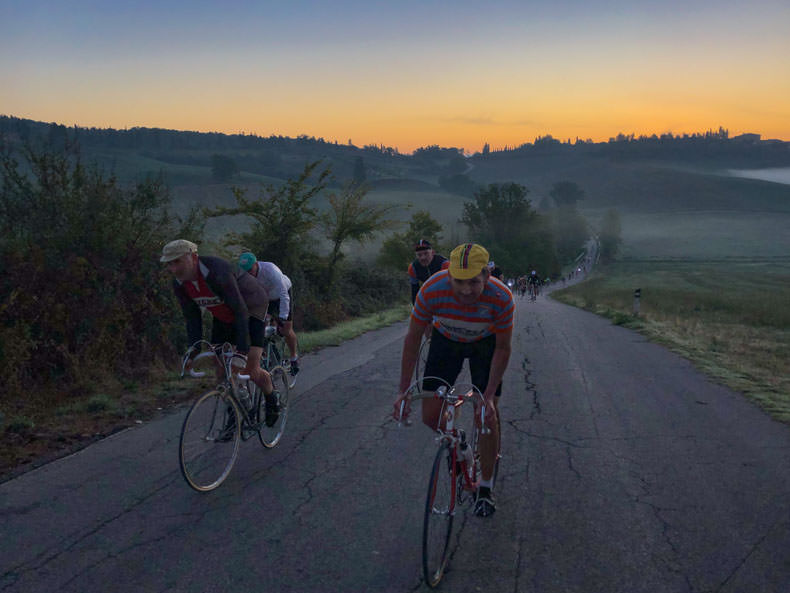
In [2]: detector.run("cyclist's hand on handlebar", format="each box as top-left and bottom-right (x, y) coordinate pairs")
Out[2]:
(180, 348), (197, 377)
(393, 392), (412, 423)
(483, 401), (498, 431)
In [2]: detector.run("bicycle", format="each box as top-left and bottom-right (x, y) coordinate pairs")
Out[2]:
(414, 335), (431, 388)
(263, 315), (297, 389)
(178, 340), (290, 492)
(398, 378), (501, 588)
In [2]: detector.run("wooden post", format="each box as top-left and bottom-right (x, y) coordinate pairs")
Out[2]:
(633, 288), (641, 317)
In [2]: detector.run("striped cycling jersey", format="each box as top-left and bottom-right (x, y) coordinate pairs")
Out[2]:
(411, 270), (514, 342)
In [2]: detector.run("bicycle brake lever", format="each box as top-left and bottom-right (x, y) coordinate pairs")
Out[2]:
(397, 400), (412, 427)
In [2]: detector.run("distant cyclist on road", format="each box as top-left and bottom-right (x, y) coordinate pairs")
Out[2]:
(488, 260), (503, 281)
(407, 239), (449, 305)
(516, 275), (527, 298)
(527, 270), (541, 299)
(394, 243), (514, 517)
(161, 240), (281, 426)
(238, 252), (300, 379)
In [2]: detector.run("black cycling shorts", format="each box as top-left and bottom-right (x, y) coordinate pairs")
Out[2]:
(267, 288), (294, 321)
(422, 328), (502, 397)
(210, 317), (264, 350)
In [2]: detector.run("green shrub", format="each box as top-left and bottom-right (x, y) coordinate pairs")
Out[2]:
(0, 143), (203, 401)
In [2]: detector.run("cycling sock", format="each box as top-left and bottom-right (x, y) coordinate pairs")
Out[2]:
(479, 478), (493, 489)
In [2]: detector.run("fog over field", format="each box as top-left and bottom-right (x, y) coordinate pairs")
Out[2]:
(729, 167), (790, 185)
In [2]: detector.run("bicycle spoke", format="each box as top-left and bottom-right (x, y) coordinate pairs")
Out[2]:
(179, 390), (240, 491)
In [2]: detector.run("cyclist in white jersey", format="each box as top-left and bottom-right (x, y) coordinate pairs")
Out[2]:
(238, 253), (300, 377)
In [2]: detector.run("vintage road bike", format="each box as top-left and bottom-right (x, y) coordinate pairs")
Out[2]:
(398, 378), (501, 588)
(178, 339), (290, 492)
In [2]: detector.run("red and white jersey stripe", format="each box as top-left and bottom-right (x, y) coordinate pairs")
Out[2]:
(411, 270), (514, 342)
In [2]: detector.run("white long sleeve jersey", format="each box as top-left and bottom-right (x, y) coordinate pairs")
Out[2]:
(252, 261), (292, 319)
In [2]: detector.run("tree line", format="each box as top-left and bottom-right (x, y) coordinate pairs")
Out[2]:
(474, 128), (790, 166)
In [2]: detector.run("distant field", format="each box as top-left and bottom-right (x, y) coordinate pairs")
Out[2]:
(553, 260), (790, 422)
(613, 211), (790, 260)
(472, 155), (790, 214)
(555, 202), (790, 423)
(728, 167), (790, 185)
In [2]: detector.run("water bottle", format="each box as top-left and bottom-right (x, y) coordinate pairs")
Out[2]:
(265, 325), (277, 338)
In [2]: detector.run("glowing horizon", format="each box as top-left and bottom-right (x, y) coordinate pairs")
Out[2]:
(2, 1), (789, 154)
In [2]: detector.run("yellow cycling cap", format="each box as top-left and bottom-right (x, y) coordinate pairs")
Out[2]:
(448, 243), (489, 280)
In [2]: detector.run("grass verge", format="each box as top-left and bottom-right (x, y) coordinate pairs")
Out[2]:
(552, 260), (790, 424)
(0, 303), (411, 482)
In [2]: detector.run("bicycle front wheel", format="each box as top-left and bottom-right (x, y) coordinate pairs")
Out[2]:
(415, 336), (431, 389)
(258, 365), (290, 448)
(179, 390), (241, 492)
(422, 441), (455, 588)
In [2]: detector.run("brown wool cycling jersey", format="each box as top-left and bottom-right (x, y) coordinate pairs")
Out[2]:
(173, 256), (268, 352)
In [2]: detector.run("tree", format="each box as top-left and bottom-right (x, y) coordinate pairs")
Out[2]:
(352, 156), (366, 184)
(549, 181), (585, 208)
(377, 210), (444, 270)
(211, 153), (238, 181)
(204, 161), (329, 272)
(0, 144), (201, 397)
(547, 181), (589, 264)
(320, 182), (397, 288)
(438, 173), (477, 197)
(461, 182), (534, 244)
(460, 183), (559, 276)
(552, 208), (589, 264)
(598, 209), (622, 263)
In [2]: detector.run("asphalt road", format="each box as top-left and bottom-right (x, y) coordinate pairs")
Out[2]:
(2, 290), (789, 592)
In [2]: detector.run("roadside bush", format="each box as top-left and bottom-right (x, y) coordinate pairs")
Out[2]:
(291, 255), (406, 331)
(0, 144), (202, 402)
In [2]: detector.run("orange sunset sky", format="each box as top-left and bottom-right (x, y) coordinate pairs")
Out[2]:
(2, 0), (789, 153)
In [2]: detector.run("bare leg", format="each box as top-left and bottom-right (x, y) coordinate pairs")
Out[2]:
(478, 398), (500, 482)
(245, 346), (273, 394)
(279, 320), (299, 359)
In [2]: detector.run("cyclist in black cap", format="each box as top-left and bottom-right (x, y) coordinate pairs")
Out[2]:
(407, 239), (449, 304)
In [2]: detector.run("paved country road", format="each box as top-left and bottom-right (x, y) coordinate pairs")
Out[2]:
(2, 294), (790, 593)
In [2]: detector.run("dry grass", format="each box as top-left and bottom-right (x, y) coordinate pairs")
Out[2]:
(553, 261), (790, 423)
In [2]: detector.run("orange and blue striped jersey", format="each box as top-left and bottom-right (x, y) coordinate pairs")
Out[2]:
(411, 270), (514, 342)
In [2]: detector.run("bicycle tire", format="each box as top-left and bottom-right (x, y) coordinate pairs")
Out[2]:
(258, 364), (290, 448)
(422, 441), (455, 588)
(179, 389), (241, 492)
(415, 337), (431, 389)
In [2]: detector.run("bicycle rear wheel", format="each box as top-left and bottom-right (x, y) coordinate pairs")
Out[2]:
(179, 390), (241, 492)
(422, 441), (455, 588)
(258, 365), (290, 448)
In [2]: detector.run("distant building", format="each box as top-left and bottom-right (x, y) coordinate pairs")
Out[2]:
(732, 133), (761, 143)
